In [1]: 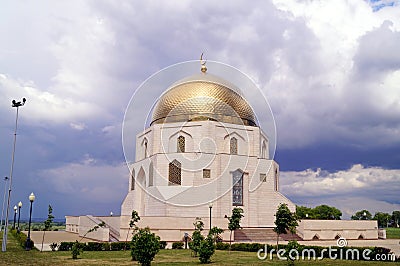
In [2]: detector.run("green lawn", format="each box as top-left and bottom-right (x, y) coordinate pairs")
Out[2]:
(0, 231), (399, 265)
(386, 227), (400, 239)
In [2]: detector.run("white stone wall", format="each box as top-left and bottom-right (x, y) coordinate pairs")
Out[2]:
(119, 120), (296, 233)
(297, 220), (379, 240)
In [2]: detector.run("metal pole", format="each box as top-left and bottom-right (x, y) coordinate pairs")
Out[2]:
(209, 206), (212, 231)
(25, 201), (33, 251)
(17, 205), (21, 232)
(0, 177), (9, 232)
(13, 209), (16, 230)
(2, 98), (25, 252)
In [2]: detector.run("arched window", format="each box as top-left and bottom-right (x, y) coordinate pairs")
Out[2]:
(274, 168), (278, 191)
(230, 137), (238, 155)
(169, 160), (181, 185)
(232, 169), (243, 206)
(261, 141), (267, 159)
(130, 169), (135, 190)
(177, 136), (185, 153)
(144, 140), (148, 158)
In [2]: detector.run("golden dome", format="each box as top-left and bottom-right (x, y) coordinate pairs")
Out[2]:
(151, 73), (257, 126)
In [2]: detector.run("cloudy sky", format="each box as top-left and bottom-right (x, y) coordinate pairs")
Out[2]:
(0, 0), (399, 220)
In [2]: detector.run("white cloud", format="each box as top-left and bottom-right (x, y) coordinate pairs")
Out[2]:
(280, 164), (400, 218)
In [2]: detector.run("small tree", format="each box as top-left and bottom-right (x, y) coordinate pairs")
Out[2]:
(131, 227), (160, 266)
(209, 226), (224, 244)
(274, 203), (298, 254)
(72, 221), (105, 259)
(198, 235), (215, 264)
(189, 218), (205, 257)
(41, 205), (54, 252)
(227, 207), (244, 251)
(125, 210), (140, 250)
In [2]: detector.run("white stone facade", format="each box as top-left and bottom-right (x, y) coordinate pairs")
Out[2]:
(118, 119), (295, 241)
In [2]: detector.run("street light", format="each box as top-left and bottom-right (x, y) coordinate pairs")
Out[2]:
(12, 205), (17, 230)
(0, 176), (9, 232)
(25, 192), (35, 251)
(208, 202), (213, 231)
(17, 201), (22, 232)
(2, 97), (26, 252)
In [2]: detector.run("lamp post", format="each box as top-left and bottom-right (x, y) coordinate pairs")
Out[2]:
(17, 201), (22, 232)
(0, 176), (9, 232)
(25, 192), (35, 251)
(12, 205), (17, 229)
(208, 202), (213, 231)
(2, 97), (26, 252)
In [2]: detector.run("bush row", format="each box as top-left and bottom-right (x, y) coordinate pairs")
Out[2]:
(58, 240), (168, 251)
(10, 229), (35, 249)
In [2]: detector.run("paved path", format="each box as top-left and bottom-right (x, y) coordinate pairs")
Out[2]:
(22, 231), (95, 251)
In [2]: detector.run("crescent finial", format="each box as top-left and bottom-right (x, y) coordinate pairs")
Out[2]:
(200, 52), (207, 73)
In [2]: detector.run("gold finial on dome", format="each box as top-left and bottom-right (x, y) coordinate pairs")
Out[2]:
(200, 52), (207, 73)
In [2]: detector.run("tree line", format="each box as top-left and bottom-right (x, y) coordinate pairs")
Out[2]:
(296, 205), (400, 228)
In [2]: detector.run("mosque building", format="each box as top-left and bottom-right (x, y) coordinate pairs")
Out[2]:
(66, 61), (379, 243)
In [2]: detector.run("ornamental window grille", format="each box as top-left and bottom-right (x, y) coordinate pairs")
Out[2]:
(260, 173), (266, 182)
(177, 136), (185, 153)
(169, 160), (181, 185)
(230, 137), (238, 155)
(203, 169), (211, 179)
(232, 170), (243, 206)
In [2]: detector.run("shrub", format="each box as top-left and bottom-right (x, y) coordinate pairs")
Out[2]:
(159, 241), (167, 249)
(71, 241), (82, 259)
(131, 227), (160, 265)
(110, 242), (125, 251)
(198, 236), (215, 264)
(215, 242), (229, 250)
(172, 242), (184, 249)
(59, 242), (74, 251)
(50, 242), (58, 251)
(189, 230), (204, 256)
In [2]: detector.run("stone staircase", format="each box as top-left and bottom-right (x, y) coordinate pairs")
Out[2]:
(234, 228), (302, 242)
(86, 215), (120, 242)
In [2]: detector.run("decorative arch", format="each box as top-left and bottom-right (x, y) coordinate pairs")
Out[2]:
(137, 167), (146, 187)
(358, 234), (365, 239)
(141, 137), (149, 159)
(335, 234), (341, 240)
(169, 160), (181, 185)
(130, 169), (135, 190)
(261, 140), (267, 159)
(177, 136), (185, 153)
(312, 234), (320, 240)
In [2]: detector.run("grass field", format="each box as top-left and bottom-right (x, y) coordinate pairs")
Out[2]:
(386, 228), (400, 239)
(0, 231), (399, 265)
